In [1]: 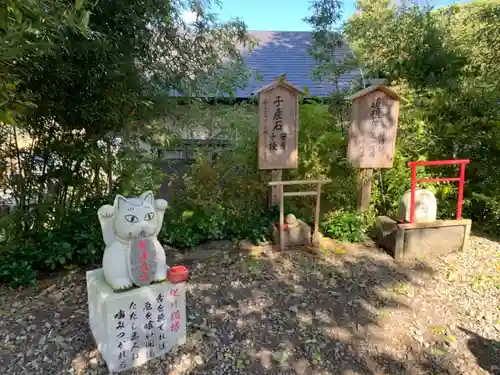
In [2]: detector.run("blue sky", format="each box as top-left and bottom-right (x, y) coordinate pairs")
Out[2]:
(210, 0), (470, 31)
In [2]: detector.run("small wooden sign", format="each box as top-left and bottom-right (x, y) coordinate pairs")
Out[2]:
(346, 85), (407, 169)
(258, 76), (303, 170)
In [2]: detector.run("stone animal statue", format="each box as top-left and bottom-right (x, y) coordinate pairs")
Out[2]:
(273, 213), (312, 247)
(97, 191), (168, 291)
(397, 188), (437, 223)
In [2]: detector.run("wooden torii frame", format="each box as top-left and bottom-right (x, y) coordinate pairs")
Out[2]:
(268, 179), (332, 251)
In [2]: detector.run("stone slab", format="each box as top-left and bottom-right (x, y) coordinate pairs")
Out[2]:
(374, 215), (398, 256)
(86, 268), (186, 373)
(374, 216), (472, 261)
(403, 225), (465, 259)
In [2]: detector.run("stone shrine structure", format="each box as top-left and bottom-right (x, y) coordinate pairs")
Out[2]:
(397, 188), (437, 223)
(376, 159), (471, 261)
(87, 191), (186, 373)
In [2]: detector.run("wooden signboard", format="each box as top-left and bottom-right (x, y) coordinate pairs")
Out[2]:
(258, 76), (303, 170)
(346, 85), (407, 169)
(346, 85), (407, 212)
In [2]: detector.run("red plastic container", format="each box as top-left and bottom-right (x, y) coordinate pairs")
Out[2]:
(167, 265), (189, 283)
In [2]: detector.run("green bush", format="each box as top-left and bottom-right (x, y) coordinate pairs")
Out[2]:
(160, 204), (276, 249)
(465, 193), (500, 236)
(0, 197), (106, 287)
(0, 257), (37, 288)
(285, 101), (358, 220)
(158, 101), (360, 249)
(159, 145), (276, 249)
(321, 210), (369, 243)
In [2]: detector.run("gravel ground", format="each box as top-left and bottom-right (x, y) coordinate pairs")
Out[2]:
(0, 235), (498, 375)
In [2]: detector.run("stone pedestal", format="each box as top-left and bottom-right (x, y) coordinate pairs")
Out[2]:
(374, 216), (471, 261)
(86, 269), (186, 373)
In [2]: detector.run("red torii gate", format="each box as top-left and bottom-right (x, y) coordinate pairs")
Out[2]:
(407, 159), (470, 223)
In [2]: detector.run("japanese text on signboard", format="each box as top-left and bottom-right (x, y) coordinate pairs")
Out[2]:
(258, 84), (299, 170)
(348, 92), (398, 168)
(265, 95), (287, 153)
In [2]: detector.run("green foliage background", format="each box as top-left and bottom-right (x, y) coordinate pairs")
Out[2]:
(1, 0), (500, 286)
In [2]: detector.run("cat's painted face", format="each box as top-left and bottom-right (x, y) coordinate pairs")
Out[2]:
(113, 191), (158, 240)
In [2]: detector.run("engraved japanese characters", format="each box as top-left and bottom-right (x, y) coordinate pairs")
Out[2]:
(86, 269), (187, 372)
(109, 284), (185, 371)
(258, 78), (301, 170)
(347, 85), (407, 169)
(97, 191), (169, 291)
(398, 188), (437, 223)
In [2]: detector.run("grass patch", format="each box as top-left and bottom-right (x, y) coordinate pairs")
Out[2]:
(246, 258), (265, 276)
(392, 281), (414, 297)
(470, 274), (499, 291)
(429, 325), (447, 336)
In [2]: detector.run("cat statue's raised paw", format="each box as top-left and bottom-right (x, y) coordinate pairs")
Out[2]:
(97, 191), (169, 291)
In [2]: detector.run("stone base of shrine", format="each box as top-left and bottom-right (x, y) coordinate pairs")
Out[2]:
(86, 268), (186, 373)
(375, 216), (472, 261)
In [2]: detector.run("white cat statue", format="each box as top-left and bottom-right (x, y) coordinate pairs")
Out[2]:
(97, 191), (169, 291)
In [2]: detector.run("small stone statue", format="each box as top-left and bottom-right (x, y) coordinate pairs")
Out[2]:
(397, 188), (437, 222)
(97, 191), (169, 291)
(273, 213), (312, 247)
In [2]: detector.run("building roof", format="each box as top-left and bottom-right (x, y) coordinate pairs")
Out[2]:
(234, 31), (363, 98)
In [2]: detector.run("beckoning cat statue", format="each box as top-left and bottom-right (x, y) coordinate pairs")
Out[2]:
(97, 191), (169, 291)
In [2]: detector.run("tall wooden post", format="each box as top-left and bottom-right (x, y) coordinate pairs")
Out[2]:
(270, 169), (282, 206)
(314, 183), (322, 234)
(346, 85), (407, 212)
(357, 168), (373, 212)
(279, 184), (285, 251)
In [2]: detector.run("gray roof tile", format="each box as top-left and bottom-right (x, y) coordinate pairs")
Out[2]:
(235, 31), (363, 98)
